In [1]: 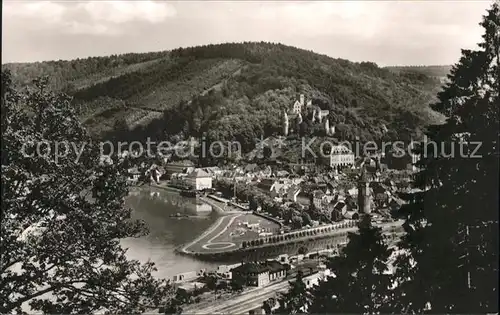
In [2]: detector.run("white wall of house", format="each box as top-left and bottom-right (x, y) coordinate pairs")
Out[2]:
(195, 177), (212, 190)
(258, 272), (270, 287)
(186, 177), (212, 190)
(313, 196), (323, 209)
(330, 153), (355, 168)
(269, 270), (286, 281)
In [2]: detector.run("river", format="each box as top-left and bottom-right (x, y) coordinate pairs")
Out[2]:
(121, 186), (219, 280)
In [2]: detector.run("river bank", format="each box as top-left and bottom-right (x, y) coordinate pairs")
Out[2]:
(149, 182), (182, 193)
(123, 186), (219, 281)
(177, 219), (405, 260)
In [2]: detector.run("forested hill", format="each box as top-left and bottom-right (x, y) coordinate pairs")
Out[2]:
(385, 65), (452, 81)
(2, 42), (446, 149)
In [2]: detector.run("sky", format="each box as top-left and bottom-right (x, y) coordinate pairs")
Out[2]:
(1, 0), (493, 66)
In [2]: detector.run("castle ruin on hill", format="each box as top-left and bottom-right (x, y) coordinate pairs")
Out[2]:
(282, 94), (335, 136)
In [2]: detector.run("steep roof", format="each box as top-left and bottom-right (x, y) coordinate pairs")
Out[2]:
(187, 169), (211, 178)
(287, 185), (301, 195)
(257, 179), (276, 191)
(330, 145), (354, 155)
(313, 190), (325, 199)
(168, 160), (194, 166)
(244, 163), (258, 172)
(232, 261), (286, 275)
(231, 262), (266, 274)
(265, 260), (287, 273)
(128, 167), (141, 175)
(334, 202), (347, 211)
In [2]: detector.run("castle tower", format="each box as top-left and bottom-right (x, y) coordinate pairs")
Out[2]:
(325, 119), (330, 135)
(316, 108), (323, 123)
(409, 138), (419, 164)
(358, 165), (371, 214)
(283, 110), (289, 136)
(300, 94), (305, 106)
(330, 125), (336, 136)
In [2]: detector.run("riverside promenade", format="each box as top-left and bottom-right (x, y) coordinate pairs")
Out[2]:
(178, 217), (405, 257)
(177, 195), (251, 254)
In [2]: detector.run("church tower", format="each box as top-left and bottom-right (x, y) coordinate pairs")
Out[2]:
(358, 165), (371, 214)
(325, 119), (330, 135)
(283, 110), (289, 136)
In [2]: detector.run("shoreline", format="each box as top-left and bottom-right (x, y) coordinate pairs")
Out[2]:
(149, 183), (183, 193)
(178, 220), (405, 258)
(138, 184), (404, 260)
(137, 183), (247, 255)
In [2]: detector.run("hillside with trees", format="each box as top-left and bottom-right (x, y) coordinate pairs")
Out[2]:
(3, 42), (446, 147)
(385, 65), (452, 80)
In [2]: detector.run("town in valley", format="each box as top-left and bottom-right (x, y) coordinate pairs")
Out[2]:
(2, 1), (498, 314)
(123, 93), (420, 314)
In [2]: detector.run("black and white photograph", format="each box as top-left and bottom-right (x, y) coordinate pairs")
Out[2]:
(1, 0), (499, 314)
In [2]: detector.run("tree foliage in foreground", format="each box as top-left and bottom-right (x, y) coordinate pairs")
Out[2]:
(392, 3), (499, 313)
(0, 71), (172, 314)
(308, 215), (393, 314)
(276, 270), (312, 314)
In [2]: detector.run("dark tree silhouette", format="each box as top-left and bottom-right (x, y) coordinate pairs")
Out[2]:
(0, 72), (172, 314)
(309, 215), (393, 314)
(392, 3), (499, 313)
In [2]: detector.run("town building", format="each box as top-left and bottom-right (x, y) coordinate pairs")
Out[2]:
(312, 107), (330, 123)
(178, 281), (206, 293)
(328, 145), (355, 168)
(243, 163), (259, 174)
(292, 94), (306, 114)
(270, 181), (289, 198)
(231, 261), (288, 287)
(327, 201), (348, 221)
(185, 169), (213, 191)
(216, 263), (242, 279)
(282, 94), (333, 136)
(388, 197), (405, 212)
(286, 185), (301, 202)
(203, 166), (223, 178)
(304, 268), (333, 289)
(147, 166), (161, 184)
(169, 173), (189, 188)
(344, 211), (360, 220)
(276, 170), (289, 177)
(172, 270), (200, 283)
(127, 168), (141, 183)
(312, 190), (325, 209)
(384, 141), (419, 171)
(164, 160), (195, 177)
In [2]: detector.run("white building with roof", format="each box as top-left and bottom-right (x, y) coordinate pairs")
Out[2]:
(292, 94), (305, 114)
(185, 169), (213, 191)
(329, 145), (355, 168)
